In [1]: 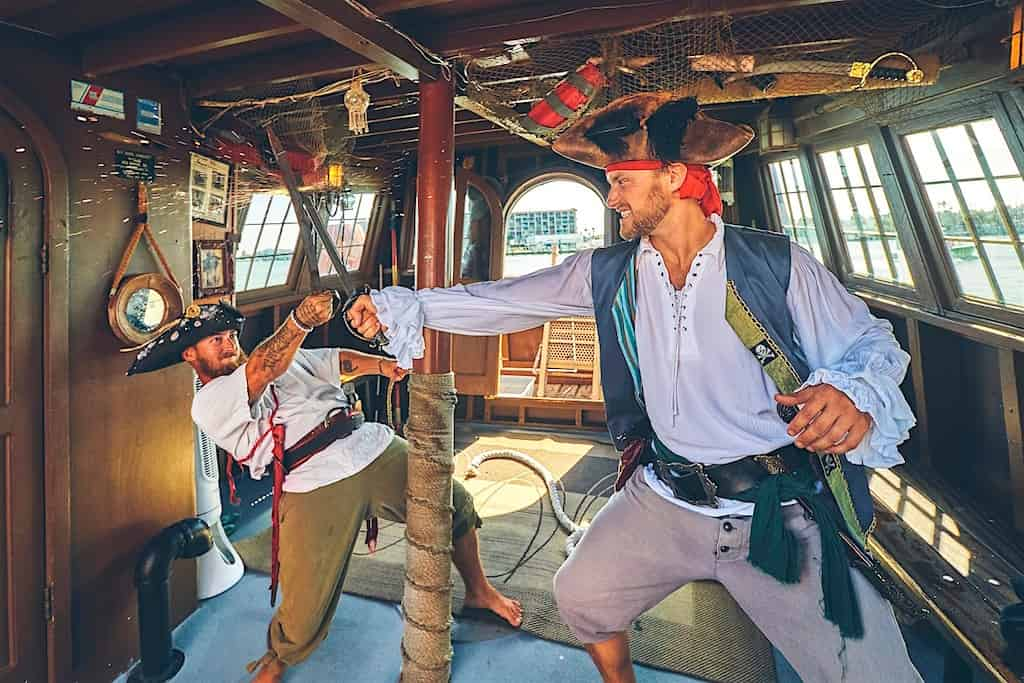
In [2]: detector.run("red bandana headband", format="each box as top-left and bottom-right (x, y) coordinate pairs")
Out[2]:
(605, 160), (723, 218)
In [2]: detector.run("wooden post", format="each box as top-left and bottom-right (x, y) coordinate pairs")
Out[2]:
(401, 73), (455, 683)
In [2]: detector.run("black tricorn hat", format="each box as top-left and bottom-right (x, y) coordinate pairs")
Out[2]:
(125, 301), (244, 376)
(552, 93), (754, 169)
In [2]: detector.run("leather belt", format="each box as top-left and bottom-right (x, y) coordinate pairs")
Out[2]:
(283, 408), (364, 472)
(645, 442), (808, 508)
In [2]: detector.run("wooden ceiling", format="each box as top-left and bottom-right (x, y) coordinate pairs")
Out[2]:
(0, 0), (960, 155)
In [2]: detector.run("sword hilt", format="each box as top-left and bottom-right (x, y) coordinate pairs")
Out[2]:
(341, 285), (390, 349)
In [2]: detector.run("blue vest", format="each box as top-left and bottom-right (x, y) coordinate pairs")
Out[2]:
(590, 225), (874, 532)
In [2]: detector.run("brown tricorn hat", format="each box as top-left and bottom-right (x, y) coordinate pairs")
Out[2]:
(552, 93), (754, 169)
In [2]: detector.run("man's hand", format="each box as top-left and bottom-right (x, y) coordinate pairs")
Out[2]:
(294, 291), (336, 329)
(775, 384), (872, 454)
(378, 358), (409, 382)
(346, 294), (385, 340)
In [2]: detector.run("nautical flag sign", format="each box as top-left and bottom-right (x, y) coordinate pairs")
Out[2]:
(70, 80), (125, 120)
(136, 98), (162, 135)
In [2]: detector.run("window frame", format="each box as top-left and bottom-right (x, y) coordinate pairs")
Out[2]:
(234, 190), (381, 307)
(889, 94), (1024, 329)
(809, 128), (938, 308)
(234, 192), (305, 306)
(759, 151), (839, 272)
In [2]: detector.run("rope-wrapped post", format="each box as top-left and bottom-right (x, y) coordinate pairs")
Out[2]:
(403, 73), (455, 682)
(401, 373), (457, 682)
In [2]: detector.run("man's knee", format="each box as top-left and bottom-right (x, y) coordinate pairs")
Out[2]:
(452, 480), (482, 539)
(553, 556), (588, 611)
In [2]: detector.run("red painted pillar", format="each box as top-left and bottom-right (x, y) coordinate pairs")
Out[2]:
(414, 75), (454, 374)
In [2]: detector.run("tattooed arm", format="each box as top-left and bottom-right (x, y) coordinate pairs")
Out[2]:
(244, 291), (335, 403)
(338, 349), (409, 383)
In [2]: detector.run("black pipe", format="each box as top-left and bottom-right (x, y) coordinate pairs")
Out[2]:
(128, 518), (213, 683)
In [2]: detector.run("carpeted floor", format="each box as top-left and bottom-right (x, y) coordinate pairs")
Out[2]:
(235, 429), (778, 683)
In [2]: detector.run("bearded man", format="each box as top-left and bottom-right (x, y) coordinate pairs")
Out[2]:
(345, 94), (922, 682)
(127, 292), (522, 682)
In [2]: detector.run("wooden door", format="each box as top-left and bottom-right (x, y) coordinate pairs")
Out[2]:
(450, 169), (502, 396)
(0, 109), (46, 683)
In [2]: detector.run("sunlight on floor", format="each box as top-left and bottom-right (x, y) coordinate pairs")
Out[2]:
(870, 469), (972, 577)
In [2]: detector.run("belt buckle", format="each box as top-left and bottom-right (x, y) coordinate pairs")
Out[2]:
(656, 461), (720, 508)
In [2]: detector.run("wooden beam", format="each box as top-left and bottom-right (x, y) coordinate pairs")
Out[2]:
(357, 121), (504, 149)
(81, 2), (305, 76)
(905, 318), (931, 468)
(257, 0), (442, 81)
(0, 0), (55, 19)
(999, 349), (1024, 533)
(426, 0), (849, 53)
(189, 41), (367, 97)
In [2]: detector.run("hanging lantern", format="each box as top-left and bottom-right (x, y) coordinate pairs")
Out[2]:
(327, 161), (344, 189)
(345, 78), (371, 135)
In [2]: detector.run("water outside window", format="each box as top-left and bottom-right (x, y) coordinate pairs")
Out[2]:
(503, 178), (606, 277)
(818, 144), (914, 287)
(905, 118), (1024, 310)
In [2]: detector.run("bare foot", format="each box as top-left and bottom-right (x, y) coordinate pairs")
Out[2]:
(251, 657), (286, 683)
(464, 586), (524, 627)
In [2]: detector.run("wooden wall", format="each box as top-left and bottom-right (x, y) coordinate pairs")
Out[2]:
(0, 27), (199, 682)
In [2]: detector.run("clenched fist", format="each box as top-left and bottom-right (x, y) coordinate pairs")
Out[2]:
(293, 291), (337, 329)
(346, 294), (385, 341)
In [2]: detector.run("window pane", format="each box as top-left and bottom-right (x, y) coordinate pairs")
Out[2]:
(845, 233), (870, 275)
(888, 238), (914, 285)
(960, 180), (1008, 239)
(831, 190), (856, 233)
(243, 193), (271, 226)
(859, 144), (882, 185)
(946, 242), (993, 300)
(769, 163), (784, 192)
(997, 178), (1024, 230)
(924, 184), (968, 237)
(821, 151), (844, 188)
(840, 147), (864, 187)
(264, 194), (293, 224)
(781, 159), (799, 192)
(851, 188), (878, 232)
(774, 195), (793, 228)
(970, 119), (1019, 177)
(267, 256), (291, 288)
(319, 192), (373, 276)
(937, 125), (983, 180)
(981, 243), (1024, 308)
(873, 188), (896, 234)
(906, 132), (948, 183)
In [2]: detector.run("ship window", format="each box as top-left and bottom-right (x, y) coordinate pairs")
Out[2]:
(766, 157), (826, 262)
(235, 191), (375, 293)
(235, 193), (300, 292)
(317, 192), (376, 277)
(905, 118), (1024, 310)
(818, 144), (914, 287)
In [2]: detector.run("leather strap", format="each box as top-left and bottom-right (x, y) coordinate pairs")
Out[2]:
(108, 182), (179, 300)
(282, 409), (364, 471)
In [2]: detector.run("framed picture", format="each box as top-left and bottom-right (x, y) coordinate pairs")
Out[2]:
(193, 239), (234, 298)
(190, 153), (230, 226)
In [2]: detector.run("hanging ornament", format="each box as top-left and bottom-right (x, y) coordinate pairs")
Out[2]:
(345, 78), (371, 135)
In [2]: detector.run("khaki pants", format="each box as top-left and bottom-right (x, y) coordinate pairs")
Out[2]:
(262, 436), (481, 666)
(554, 469), (923, 683)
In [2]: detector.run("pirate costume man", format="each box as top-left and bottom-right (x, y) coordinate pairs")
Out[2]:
(355, 94), (922, 681)
(127, 298), (522, 682)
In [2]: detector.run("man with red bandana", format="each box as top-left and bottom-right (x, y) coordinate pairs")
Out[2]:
(346, 94), (921, 682)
